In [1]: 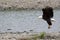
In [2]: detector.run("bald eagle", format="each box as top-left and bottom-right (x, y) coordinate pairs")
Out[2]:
(38, 6), (56, 29)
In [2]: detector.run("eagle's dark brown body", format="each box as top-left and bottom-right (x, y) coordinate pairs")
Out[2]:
(42, 6), (54, 28)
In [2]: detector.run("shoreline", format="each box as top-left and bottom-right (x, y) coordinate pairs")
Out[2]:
(0, 7), (59, 11)
(0, 0), (60, 11)
(0, 32), (60, 40)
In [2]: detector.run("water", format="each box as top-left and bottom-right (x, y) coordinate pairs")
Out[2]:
(0, 10), (60, 32)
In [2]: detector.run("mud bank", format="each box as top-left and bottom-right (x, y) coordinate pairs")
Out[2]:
(0, 0), (60, 10)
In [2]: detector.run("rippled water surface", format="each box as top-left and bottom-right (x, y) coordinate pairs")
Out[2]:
(0, 10), (60, 32)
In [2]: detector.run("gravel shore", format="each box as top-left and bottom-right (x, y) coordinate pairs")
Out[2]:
(0, 32), (60, 40)
(0, 0), (60, 10)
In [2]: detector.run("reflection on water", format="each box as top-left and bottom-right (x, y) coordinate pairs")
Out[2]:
(0, 10), (60, 32)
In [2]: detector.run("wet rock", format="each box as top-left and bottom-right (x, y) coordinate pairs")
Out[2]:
(7, 29), (12, 30)
(29, 30), (33, 32)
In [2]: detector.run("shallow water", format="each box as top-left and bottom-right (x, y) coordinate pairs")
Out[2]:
(0, 10), (60, 32)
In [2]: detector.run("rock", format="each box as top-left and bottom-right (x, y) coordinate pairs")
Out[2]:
(7, 29), (12, 30)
